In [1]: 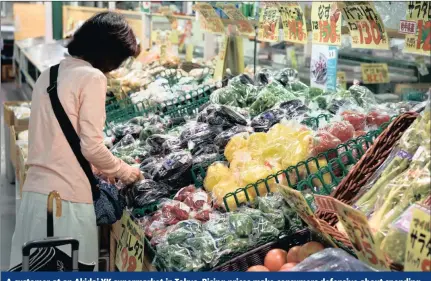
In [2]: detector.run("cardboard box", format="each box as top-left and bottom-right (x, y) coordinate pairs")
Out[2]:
(15, 143), (28, 199)
(3, 101), (30, 129)
(9, 125), (28, 167)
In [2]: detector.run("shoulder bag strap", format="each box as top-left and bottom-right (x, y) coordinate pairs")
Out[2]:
(47, 64), (100, 200)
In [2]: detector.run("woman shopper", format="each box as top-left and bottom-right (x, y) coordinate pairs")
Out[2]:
(9, 12), (141, 271)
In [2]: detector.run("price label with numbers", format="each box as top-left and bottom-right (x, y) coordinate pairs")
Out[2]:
(257, 3), (280, 42)
(332, 198), (389, 270)
(115, 212), (145, 272)
(277, 185), (337, 247)
(311, 2), (341, 46)
(361, 63), (390, 84)
(405, 206), (431, 271)
(218, 4), (254, 36)
(340, 2), (389, 49)
(193, 3), (225, 34)
(278, 2), (307, 44)
(405, 1), (431, 56)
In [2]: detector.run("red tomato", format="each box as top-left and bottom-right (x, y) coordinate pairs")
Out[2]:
(341, 111), (366, 131)
(325, 121), (355, 142)
(366, 111), (390, 126)
(311, 131), (342, 156)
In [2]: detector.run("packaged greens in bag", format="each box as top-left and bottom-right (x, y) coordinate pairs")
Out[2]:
(111, 123), (142, 141)
(209, 87), (239, 107)
(274, 68), (298, 87)
(256, 68), (273, 86)
(249, 81), (297, 116)
(153, 151), (193, 189)
(111, 134), (137, 157)
(156, 243), (204, 272)
(348, 84), (378, 109)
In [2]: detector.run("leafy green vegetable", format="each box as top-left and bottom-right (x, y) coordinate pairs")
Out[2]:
(249, 81), (297, 116)
(229, 213), (254, 237)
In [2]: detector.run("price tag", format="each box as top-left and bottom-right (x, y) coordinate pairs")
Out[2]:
(186, 44), (194, 62)
(218, 4), (254, 36)
(399, 20), (418, 35)
(278, 185), (337, 247)
(193, 3), (225, 34)
(340, 2), (389, 49)
(115, 211), (145, 272)
(331, 198), (389, 270)
(214, 36), (229, 80)
(361, 63), (390, 84)
(337, 71), (347, 89)
(405, 1), (431, 56)
(311, 2), (342, 46)
(257, 3), (280, 42)
(405, 206), (431, 271)
(278, 2), (308, 44)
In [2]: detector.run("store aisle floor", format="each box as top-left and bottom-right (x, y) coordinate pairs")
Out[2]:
(0, 82), (28, 271)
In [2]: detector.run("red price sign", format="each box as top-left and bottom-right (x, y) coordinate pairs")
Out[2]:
(361, 63), (390, 84)
(279, 3), (307, 44)
(340, 2), (389, 49)
(333, 199), (389, 270)
(115, 212), (145, 272)
(311, 2), (341, 45)
(405, 1), (431, 56)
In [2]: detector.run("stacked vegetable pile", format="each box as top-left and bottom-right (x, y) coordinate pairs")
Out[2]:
(137, 193), (303, 271)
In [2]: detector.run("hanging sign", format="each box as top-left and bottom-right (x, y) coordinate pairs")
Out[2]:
(278, 185), (337, 247)
(169, 29), (179, 45)
(278, 2), (308, 44)
(310, 45), (338, 91)
(328, 197), (389, 270)
(337, 71), (347, 89)
(218, 4), (254, 36)
(115, 212), (145, 272)
(186, 44), (194, 62)
(404, 205), (431, 271)
(340, 2), (389, 49)
(311, 2), (342, 45)
(361, 63), (390, 84)
(257, 3), (280, 42)
(193, 3), (225, 34)
(214, 36), (229, 80)
(404, 1), (431, 56)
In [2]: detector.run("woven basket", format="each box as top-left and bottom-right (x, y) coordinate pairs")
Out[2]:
(316, 112), (418, 226)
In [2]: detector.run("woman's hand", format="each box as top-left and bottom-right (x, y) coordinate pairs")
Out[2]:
(122, 167), (143, 185)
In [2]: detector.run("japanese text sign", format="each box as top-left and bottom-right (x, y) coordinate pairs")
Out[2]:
(361, 63), (390, 84)
(115, 211), (145, 272)
(279, 2), (308, 44)
(218, 4), (254, 36)
(278, 185), (337, 247)
(405, 1), (431, 56)
(311, 2), (342, 45)
(405, 206), (431, 271)
(193, 3), (225, 34)
(340, 2), (389, 49)
(257, 3), (280, 42)
(332, 198), (389, 270)
(400, 20), (418, 35)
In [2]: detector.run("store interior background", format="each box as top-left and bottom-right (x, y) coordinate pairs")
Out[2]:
(1, 0), (431, 273)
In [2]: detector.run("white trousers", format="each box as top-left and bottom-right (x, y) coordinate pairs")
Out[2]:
(9, 191), (98, 270)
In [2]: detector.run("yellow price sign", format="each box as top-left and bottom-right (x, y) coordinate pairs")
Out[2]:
(405, 205), (431, 271)
(340, 2), (389, 50)
(278, 185), (337, 248)
(193, 3), (225, 34)
(332, 198), (389, 270)
(115, 211), (145, 272)
(186, 44), (194, 62)
(311, 2), (341, 46)
(218, 4), (254, 36)
(405, 1), (431, 56)
(337, 71), (347, 89)
(214, 36), (229, 80)
(257, 3), (280, 42)
(278, 2), (308, 44)
(361, 63), (390, 84)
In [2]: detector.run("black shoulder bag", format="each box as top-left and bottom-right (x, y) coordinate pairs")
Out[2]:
(47, 64), (124, 225)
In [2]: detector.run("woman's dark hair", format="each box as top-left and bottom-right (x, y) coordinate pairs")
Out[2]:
(67, 12), (140, 73)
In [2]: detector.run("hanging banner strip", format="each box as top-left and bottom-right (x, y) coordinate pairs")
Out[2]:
(257, 2), (280, 42)
(217, 4), (254, 36)
(311, 2), (342, 46)
(278, 2), (308, 44)
(404, 1), (431, 56)
(340, 2), (389, 50)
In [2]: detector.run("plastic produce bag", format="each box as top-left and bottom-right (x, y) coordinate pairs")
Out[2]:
(153, 151), (193, 189)
(192, 153), (220, 166)
(203, 162), (234, 192)
(290, 248), (376, 271)
(209, 87), (239, 107)
(255, 68), (273, 86)
(249, 81), (297, 116)
(251, 108), (288, 132)
(198, 104), (248, 129)
(123, 179), (173, 208)
(111, 134), (138, 161)
(146, 134), (177, 155)
(310, 130), (342, 156)
(214, 126), (254, 149)
(348, 84), (378, 109)
(325, 121), (355, 142)
(139, 156), (162, 179)
(341, 110), (367, 131)
(274, 68), (298, 87)
(111, 123), (142, 142)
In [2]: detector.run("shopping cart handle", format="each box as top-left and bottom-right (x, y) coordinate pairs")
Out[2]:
(22, 237), (79, 256)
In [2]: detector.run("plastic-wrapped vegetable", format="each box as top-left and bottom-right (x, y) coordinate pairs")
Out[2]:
(249, 81), (297, 116)
(153, 151), (193, 189)
(209, 87), (239, 107)
(255, 68), (273, 86)
(192, 153), (220, 166)
(146, 134), (176, 155)
(341, 110), (367, 131)
(325, 121), (355, 142)
(139, 156), (162, 179)
(123, 179), (173, 208)
(111, 134), (138, 158)
(310, 130), (342, 156)
(156, 243), (204, 272)
(274, 68), (298, 87)
(251, 108), (288, 132)
(229, 213), (254, 238)
(290, 248), (376, 271)
(214, 125), (254, 148)
(201, 104), (248, 129)
(161, 137), (182, 154)
(348, 84), (378, 109)
(111, 123), (142, 141)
